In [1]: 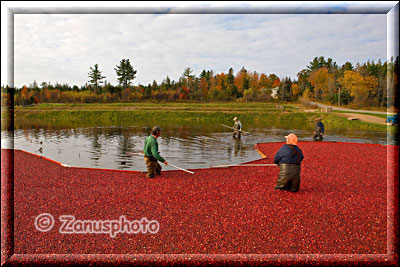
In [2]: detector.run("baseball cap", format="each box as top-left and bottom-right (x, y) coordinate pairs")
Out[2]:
(152, 126), (162, 135)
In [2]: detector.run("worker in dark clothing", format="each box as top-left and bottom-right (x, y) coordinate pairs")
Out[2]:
(313, 118), (324, 141)
(274, 133), (304, 192)
(143, 126), (168, 178)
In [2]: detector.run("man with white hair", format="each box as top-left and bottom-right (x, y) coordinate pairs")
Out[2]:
(273, 133), (304, 192)
(232, 117), (242, 138)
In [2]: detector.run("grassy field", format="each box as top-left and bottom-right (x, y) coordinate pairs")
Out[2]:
(1, 102), (393, 132)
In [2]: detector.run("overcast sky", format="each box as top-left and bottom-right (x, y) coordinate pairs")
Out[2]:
(1, 1), (398, 88)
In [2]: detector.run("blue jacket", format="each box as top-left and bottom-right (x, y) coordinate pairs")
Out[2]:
(316, 122), (324, 133)
(274, 144), (304, 165)
(387, 114), (398, 125)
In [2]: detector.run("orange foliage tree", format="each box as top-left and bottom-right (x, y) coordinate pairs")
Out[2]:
(200, 78), (209, 100)
(308, 68), (334, 100)
(291, 83), (300, 100)
(339, 70), (378, 104)
(272, 77), (281, 88)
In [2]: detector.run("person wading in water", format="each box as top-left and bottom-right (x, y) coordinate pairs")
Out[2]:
(233, 117), (242, 139)
(313, 118), (325, 141)
(143, 126), (168, 178)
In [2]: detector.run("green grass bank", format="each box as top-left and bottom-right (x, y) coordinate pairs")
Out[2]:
(2, 102), (393, 132)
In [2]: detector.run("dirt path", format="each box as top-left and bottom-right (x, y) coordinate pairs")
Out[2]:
(308, 101), (391, 115)
(336, 113), (387, 125)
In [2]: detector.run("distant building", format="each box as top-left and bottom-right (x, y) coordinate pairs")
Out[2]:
(271, 87), (279, 99)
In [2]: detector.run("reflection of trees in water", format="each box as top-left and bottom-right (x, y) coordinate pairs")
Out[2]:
(25, 127), (42, 141)
(147, 124), (220, 165)
(155, 123), (219, 141)
(22, 127), (77, 145)
(116, 130), (136, 168)
(82, 126), (141, 169)
(14, 119), (70, 131)
(73, 128), (80, 138)
(89, 129), (102, 162)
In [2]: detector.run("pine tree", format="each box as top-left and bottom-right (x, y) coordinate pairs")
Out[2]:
(114, 59), (137, 89)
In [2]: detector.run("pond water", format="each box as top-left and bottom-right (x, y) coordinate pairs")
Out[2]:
(1, 122), (395, 171)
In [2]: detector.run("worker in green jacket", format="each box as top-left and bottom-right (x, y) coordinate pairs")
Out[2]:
(143, 126), (168, 178)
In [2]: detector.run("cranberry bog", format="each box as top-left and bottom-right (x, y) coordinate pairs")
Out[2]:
(1, 141), (399, 266)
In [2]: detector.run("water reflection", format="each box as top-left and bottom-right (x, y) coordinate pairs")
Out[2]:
(1, 122), (395, 172)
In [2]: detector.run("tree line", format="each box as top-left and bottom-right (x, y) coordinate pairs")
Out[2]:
(2, 56), (398, 108)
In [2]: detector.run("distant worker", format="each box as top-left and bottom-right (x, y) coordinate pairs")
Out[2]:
(313, 118), (325, 141)
(386, 112), (399, 126)
(273, 133), (304, 192)
(143, 126), (168, 178)
(276, 104), (285, 111)
(233, 117), (242, 138)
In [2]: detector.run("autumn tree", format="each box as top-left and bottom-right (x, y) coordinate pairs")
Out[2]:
(234, 67), (249, 97)
(291, 83), (300, 101)
(215, 73), (224, 91)
(207, 71), (218, 101)
(297, 69), (311, 95)
(178, 68), (195, 100)
(339, 70), (378, 105)
(199, 77), (208, 100)
(248, 71), (260, 91)
(271, 77), (281, 88)
(308, 68), (334, 100)
(181, 68), (201, 100)
(216, 72), (234, 101)
(302, 88), (312, 100)
(242, 88), (256, 102)
(19, 85), (29, 105)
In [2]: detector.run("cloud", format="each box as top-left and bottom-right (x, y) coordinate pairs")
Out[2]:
(9, 10), (388, 87)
